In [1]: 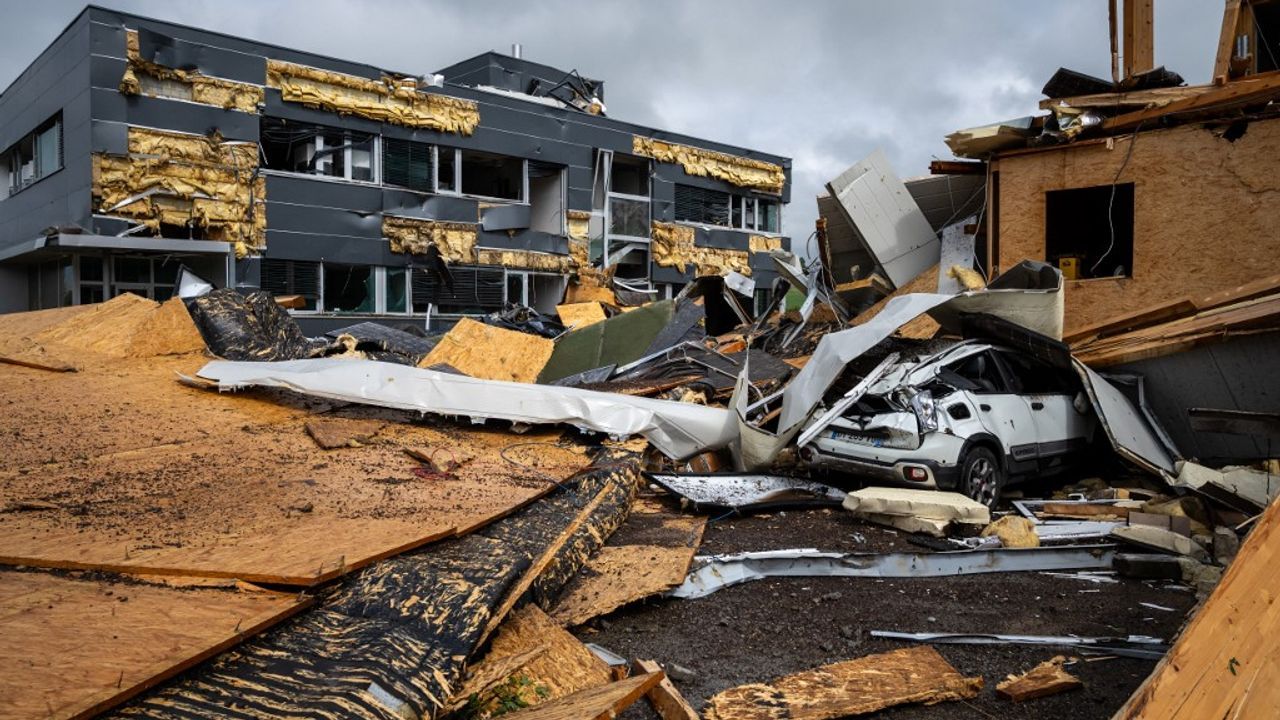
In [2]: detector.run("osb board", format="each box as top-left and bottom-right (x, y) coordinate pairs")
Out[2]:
(704, 645), (983, 720)
(993, 118), (1280, 335)
(550, 545), (699, 626)
(0, 570), (308, 720)
(502, 672), (663, 720)
(0, 351), (588, 584)
(418, 318), (554, 383)
(1114, 492), (1280, 719)
(449, 646), (548, 712)
(478, 605), (612, 707)
(550, 498), (705, 626)
(557, 301), (609, 329)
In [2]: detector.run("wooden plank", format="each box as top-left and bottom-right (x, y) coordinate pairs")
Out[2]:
(996, 656), (1082, 702)
(501, 672), (663, 720)
(1103, 71), (1280, 132)
(703, 646), (983, 720)
(1038, 85), (1213, 111)
(0, 570), (309, 720)
(928, 160), (986, 176)
(550, 545), (700, 626)
(1122, 0), (1154, 78)
(1215, 0), (1244, 81)
(1064, 298), (1200, 345)
(634, 660), (701, 720)
(1110, 0), (1121, 83)
(1115, 492), (1280, 719)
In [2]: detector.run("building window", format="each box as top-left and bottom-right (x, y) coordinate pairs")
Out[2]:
(323, 264), (376, 313)
(382, 137), (433, 192)
(675, 184), (730, 225)
(260, 117), (377, 183)
(608, 154), (650, 240)
(412, 265), (505, 315)
(107, 255), (181, 301)
(1045, 184), (1135, 279)
(79, 256), (105, 304)
(385, 267), (409, 313)
(460, 149), (524, 200)
(261, 258), (320, 310)
(4, 114), (62, 197)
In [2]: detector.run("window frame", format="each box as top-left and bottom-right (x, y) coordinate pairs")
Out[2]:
(435, 147), (528, 203)
(3, 113), (63, 198)
(259, 117), (380, 185)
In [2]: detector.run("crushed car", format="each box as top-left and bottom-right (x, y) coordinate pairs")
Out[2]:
(797, 338), (1096, 507)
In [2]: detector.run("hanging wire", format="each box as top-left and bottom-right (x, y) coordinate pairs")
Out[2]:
(1091, 121), (1143, 276)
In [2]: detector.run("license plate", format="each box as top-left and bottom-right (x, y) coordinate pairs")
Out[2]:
(831, 430), (884, 448)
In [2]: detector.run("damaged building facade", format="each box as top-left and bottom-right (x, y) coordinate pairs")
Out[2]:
(0, 6), (791, 331)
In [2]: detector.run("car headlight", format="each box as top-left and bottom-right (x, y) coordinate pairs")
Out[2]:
(910, 389), (939, 433)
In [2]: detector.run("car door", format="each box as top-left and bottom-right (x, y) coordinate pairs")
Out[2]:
(993, 350), (1089, 459)
(945, 349), (1038, 466)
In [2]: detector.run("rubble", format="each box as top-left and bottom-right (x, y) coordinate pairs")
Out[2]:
(995, 656), (1082, 702)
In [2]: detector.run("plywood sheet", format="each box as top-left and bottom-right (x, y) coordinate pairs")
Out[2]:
(418, 318), (554, 383)
(0, 570), (307, 720)
(0, 341), (588, 585)
(502, 672), (663, 720)
(704, 646), (983, 720)
(557, 301), (609, 329)
(475, 605), (612, 709)
(1115, 492), (1280, 719)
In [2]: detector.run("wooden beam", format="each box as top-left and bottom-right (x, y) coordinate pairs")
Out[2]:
(1215, 0), (1244, 82)
(1122, 0), (1155, 79)
(1037, 85), (1213, 111)
(1102, 70), (1280, 131)
(928, 160), (987, 175)
(633, 660), (701, 720)
(1110, 0), (1121, 84)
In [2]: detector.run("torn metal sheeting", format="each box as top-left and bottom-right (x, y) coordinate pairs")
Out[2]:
(795, 352), (900, 448)
(871, 631), (1168, 660)
(646, 473), (846, 514)
(669, 545), (1115, 599)
(1074, 362), (1177, 476)
(195, 358), (733, 460)
(825, 149), (940, 289)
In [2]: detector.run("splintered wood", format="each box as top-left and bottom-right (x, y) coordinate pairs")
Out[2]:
(996, 656), (1082, 702)
(634, 659), (701, 720)
(0, 570), (308, 720)
(304, 417), (386, 449)
(1115, 487), (1280, 719)
(704, 646), (983, 720)
(0, 307), (589, 585)
(500, 672), (664, 720)
(460, 605), (612, 713)
(417, 317), (554, 383)
(551, 498), (706, 627)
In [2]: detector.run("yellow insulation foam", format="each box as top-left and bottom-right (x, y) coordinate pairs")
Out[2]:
(633, 137), (785, 194)
(651, 221), (752, 277)
(476, 249), (575, 273)
(119, 30), (262, 113)
(266, 60), (479, 134)
(93, 128), (265, 257)
(382, 216), (478, 262)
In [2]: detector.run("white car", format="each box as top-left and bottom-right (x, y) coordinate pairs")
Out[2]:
(797, 340), (1096, 507)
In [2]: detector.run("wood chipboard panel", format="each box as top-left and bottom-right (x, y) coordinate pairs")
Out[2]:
(0, 570), (308, 720)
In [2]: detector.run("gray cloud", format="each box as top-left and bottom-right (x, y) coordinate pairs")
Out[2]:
(0, 1), (1221, 245)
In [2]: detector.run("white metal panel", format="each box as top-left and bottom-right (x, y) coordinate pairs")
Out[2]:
(826, 149), (940, 288)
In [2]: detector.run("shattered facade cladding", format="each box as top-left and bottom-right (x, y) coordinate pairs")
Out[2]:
(2, 2), (1280, 720)
(0, 6), (791, 334)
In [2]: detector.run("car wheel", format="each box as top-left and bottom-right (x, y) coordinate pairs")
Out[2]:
(961, 446), (1004, 509)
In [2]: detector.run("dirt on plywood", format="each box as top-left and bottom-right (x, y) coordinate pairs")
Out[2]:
(572, 509), (1198, 720)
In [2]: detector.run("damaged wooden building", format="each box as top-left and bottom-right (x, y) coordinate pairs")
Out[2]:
(0, 5), (792, 332)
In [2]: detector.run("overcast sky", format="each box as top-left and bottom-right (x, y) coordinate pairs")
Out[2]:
(0, 1), (1221, 246)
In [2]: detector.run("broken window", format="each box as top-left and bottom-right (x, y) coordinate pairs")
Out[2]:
(323, 263), (376, 313)
(4, 113), (61, 195)
(382, 137), (433, 192)
(947, 351), (1009, 394)
(528, 160), (565, 234)
(1044, 184), (1134, 279)
(385, 268), (408, 313)
(261, 258), (320, 310)
(437, 147), (458, 192)
(674, 184), (730, 225)
(610, 154), (649, 196)
(758, 199), (780, 233)
(260, 117), (376, 183)
(459, 149), (524, 200)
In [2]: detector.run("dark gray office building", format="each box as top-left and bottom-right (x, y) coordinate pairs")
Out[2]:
(0, 6), (792, 331)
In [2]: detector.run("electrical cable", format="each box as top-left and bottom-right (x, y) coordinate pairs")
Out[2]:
(1091, 121), (1143, 276)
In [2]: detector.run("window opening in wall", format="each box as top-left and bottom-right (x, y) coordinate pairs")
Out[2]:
(413, 265), (505, 315)
(261, 259), (320, 310)
(436, 147), (457, 192)
(382, 137), (434, 193)
(1044, 183), (1134, 280)
(323, 264), (376, 313)
(459, 149), (524, 200)
(528, 161), (566, 235)
(758, 199), (780, 233)
(386, 268), (409, 313)
(4, 113), (62, 196)
(260, 117), (377, 183)
(610, 154), (649, 196)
